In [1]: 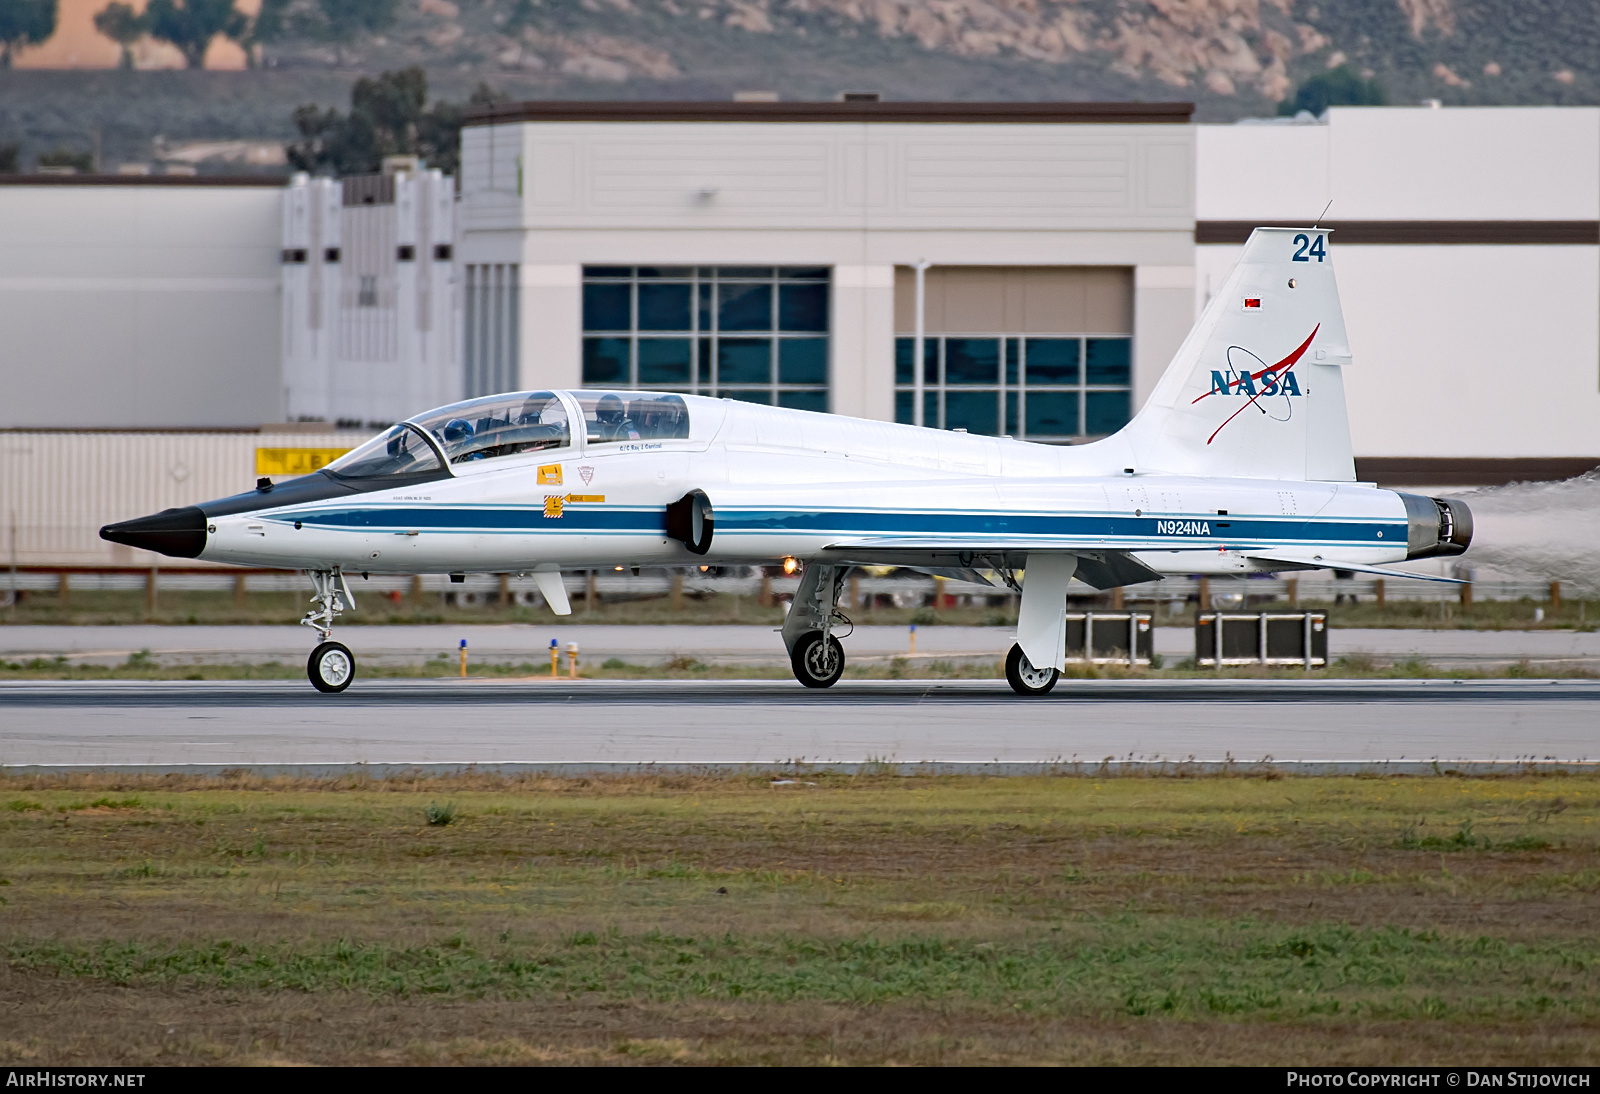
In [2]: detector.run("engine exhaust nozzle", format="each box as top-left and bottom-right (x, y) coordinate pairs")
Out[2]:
(1399, 493), (1471, 559)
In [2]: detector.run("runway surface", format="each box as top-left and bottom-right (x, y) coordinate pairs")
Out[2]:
(6, 624), (1600, 670)
(2, 678), (1596, 769)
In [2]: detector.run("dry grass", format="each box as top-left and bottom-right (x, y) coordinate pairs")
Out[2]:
(2, 772), (1598, 1065)
(5, 587), (1594, 632)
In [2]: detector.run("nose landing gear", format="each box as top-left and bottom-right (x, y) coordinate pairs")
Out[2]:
(308, 641), (356, 692)
(302, 568), (357, 693)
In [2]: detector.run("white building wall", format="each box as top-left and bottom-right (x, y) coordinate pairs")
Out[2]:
(1197, 107), (1600, 461)
(831, 265), (896, 421)
(0, 180), (284, 429)
(517, 264), (581, 393)
(460, 117), (1197, 420)
(1198, 107), (1599, 222)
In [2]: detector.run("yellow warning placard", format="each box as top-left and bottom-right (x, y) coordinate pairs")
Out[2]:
(537, 464), (563, 485)
(255, 448), (351, 476)
(543, 495), (564, 518)
(564, 494), (605, 503)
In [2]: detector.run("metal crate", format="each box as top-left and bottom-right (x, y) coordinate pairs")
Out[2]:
(1195, 612), (1327, 668)
(1064, 611), (1155, 666)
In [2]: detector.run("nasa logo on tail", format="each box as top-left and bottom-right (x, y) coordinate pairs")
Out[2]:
(1191, 325), (1320, 445)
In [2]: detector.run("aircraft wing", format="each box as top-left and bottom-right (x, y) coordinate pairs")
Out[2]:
(1241, 551), (1467, 584)
(819, 539), (1163, 590)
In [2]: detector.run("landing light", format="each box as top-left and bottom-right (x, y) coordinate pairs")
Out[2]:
(782, 557), (799, 574)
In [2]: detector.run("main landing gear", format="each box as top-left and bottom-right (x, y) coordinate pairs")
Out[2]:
(791, 631), (845, 688)
(783, 563), (851, 688)
(302, 568), (357, 693)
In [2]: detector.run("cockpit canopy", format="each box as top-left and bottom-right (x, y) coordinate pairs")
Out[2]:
(573, 391), (690, 444)
(410, 391), (572, 464)
(323, 390), (693, 482)
(323, 421), (444, 481)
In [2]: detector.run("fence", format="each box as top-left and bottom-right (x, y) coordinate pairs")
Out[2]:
(0, 566), (1583, 613)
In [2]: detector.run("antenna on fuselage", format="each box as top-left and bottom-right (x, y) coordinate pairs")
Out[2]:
(1312, 199), (1333, 230)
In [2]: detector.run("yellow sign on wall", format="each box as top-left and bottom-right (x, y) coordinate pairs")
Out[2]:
(255, 448), (351, 476)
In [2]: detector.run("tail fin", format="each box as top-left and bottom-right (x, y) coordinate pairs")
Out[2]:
(1121, 227), (1355, 482)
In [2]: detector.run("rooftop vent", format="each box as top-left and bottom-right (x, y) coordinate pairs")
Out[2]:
(381, 154), (423, 176)
(837, 91), (880, 102)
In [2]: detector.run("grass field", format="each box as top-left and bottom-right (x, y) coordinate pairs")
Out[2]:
(1, 773), (1596, 1065)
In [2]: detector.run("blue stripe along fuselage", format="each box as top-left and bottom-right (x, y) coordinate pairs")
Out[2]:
(270, 505), (1402, 546)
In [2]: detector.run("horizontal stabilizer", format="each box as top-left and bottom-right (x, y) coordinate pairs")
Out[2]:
(1244, 551), (1466, 584)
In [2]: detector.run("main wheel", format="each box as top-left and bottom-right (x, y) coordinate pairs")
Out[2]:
(790, 630), (845, 689)
(1005, 643), (1059, 696)
(308, 640), (355, 693)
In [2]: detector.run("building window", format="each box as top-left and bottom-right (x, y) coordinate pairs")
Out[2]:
(894, 335), (1132, 441)
(464, 264), (519, 399)
(581, 266), (829, 409)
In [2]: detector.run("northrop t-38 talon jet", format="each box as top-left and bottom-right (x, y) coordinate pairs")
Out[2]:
(102, 228), (1471, 695)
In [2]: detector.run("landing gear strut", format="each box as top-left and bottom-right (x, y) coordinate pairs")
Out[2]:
(782, 563), (850, 688)
(302, 568), (357, 693)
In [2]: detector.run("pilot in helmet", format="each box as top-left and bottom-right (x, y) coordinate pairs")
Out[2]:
(594, 394), (635, 440)
(441, 418), (486, 460)
(518, 394), (552, 425)
(514, 395), (567, 451)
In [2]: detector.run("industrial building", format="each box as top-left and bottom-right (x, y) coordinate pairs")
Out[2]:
(0, 102), (1596, 563)
(280, 167), (460, 427)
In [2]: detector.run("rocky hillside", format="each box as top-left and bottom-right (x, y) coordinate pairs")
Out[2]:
(0, 0), (1592, 169)
(261, 0), (1596, 116)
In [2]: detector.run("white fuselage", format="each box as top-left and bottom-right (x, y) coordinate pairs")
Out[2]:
(200, 394), (1411, 578)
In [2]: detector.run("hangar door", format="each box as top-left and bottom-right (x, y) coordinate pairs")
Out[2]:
(893, 266), (1133, 442)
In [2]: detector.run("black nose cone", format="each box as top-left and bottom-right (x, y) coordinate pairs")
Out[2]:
(100, 506), (206, 559)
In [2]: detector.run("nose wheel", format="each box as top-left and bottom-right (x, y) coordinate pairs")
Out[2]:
(308, 641), (356, 693)
(1005, 643), (1059, 696)
(301, 568), (358, 693)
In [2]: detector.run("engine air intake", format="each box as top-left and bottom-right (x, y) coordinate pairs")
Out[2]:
(665, 490), (715, 555)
